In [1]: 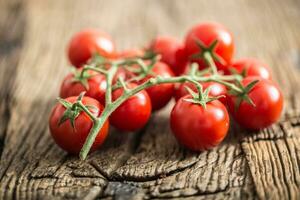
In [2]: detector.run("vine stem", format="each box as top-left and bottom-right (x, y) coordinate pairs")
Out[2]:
(76, 48), (246, 160)
(203, 51), (218, 75)
(79, 73), (242, 160)
(105, 64), (118, 105)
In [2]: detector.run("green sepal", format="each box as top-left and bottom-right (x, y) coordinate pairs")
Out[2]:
(71, 66), (96, 90)
(57, 97), (72, 109)
(184, 85), (198, 98)
(190, 39), (226, 66)
(57, 97), (81, 130)
(183, 84), (225, 109)
(228, 79), (259, 111)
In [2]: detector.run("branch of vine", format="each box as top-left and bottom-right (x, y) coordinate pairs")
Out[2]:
(73, 51), (244, 160)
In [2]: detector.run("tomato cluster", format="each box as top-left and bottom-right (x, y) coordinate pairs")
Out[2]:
(49, 22), (283, 156)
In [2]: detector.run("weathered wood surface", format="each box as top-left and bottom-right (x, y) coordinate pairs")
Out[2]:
(0, 0), (300, 199)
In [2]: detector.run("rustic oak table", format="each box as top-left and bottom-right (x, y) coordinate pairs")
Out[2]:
(0, 0), (300, 199)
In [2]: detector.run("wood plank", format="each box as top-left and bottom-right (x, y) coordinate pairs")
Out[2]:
(0, 0), (300, 199)
(0, 0), (26, 157)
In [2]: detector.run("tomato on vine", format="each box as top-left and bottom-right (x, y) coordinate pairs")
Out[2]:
(149, 36), (188, 75)
(60, 69), (107, 105)
(49, 96), (109, 154)
(68, 29), (116, 67)
(139, 62), (175, 111)
(171, 94), (229, 151)
(227, 77), (283, 130)
(184, 22), (234, 71)
(110, 83), (152, 132)
(228, 58), (272, 80)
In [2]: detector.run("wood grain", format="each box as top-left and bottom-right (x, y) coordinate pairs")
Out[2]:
(0, 0), (300, 199)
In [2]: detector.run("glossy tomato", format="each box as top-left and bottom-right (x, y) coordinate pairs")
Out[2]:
(227, 77), (283, 130)
(170, 96), (229, 151)
(184, 22), (234, 71)
(68, 29), (116, 67)
(229, 58), (272, 80)
(60, 69), (107, 105)
(149, 36), (188, 75)
(139, 62), (175, 111)
(174, 81), (227, 104)
(49, 96), (109, 154)
(110, 83), (152, 132)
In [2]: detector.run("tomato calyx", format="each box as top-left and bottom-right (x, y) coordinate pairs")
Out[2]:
(70, 67), (95, 90)
(190, 39), (226, 67)
(228, 79), (259, 111)
(183, 82), (224, 109)
(57, 93), (98, 130)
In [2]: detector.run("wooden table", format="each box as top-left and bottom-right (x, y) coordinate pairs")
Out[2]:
(1, 0), (300, 199)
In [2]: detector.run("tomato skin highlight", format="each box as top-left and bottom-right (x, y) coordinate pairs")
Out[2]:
(174, 81), (227, 104)
(184, 22), (234, 71)
(68, 29), (116, 67)
(227, 77), (283, 130)
(60, 70), (107, 105)
(229, 58), (272, 80)
(110, 84), (152, 132)
(49, 96), (109, 154)
(170, 96), (229, 151)
(149, 36), (188, 75)
(139, 62), (175, 111)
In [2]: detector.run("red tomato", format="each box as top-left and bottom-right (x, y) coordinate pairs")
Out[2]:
(174, 81), (227, 104)
(170, 96), (229, 151)
(60, 69), (107, 105)
(227, 77), (283, 130)
(110, 83), (152, 132)
(229, 58), (272, 80)
(184, 22), (234, 71)
(118, 49), (144, 59)
(139, 62), (175, 111)
(49, 96), (109, 154)
(149, 36), (188, 75)
(68, 29), (116, 67)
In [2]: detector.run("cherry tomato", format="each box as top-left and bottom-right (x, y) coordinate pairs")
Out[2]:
(139, 62), (175, 111)
(228, 58), (272, 80)
(170, 96), (229, 151)
(110, 83), (152, 132)
(60, 69), (107, 105)
(68, 29), (116, 67)
(49, 96), (109, 154)
(227, 77), (283, 130)
(118, 49), (144, 59)
(184, 22), (234, 71)
(149, 36), (188, 75)
(174, 81), (227, 104)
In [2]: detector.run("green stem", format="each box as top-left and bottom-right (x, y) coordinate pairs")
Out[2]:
(81, 66), (108, 75)
(78, 73), (241, 160)
(77, 51), (245, 159)
(203, 51), (218, 75)
(77, 102), (98, 122)
(105, 64), (118, 105)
